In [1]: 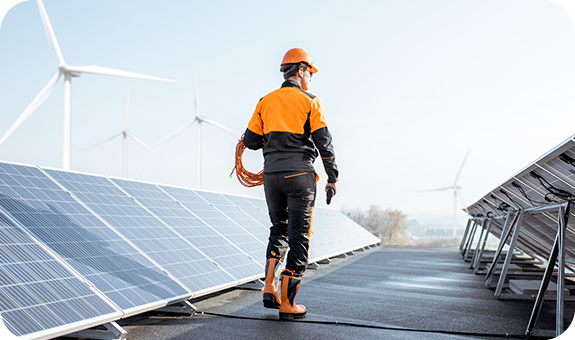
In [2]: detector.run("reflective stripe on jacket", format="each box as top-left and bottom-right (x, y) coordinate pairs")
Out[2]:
(244, 80), (338, 183)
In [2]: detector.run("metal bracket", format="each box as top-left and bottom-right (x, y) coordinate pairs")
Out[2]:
(65, 321), (127, 340)
(317, 258), (331, 265)
(346, 251), (356, 256)
(237, 279), (265, 290)
(154, 301), (198, 315)
(334, 253), (348, 259)
(307, 262), (320, 270)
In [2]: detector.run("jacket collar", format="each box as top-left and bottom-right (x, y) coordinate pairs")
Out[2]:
(281, 80), (302, 90)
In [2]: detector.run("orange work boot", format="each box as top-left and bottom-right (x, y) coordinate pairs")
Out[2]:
(279, 269), (306, 320)
(263, 258), (282, 309)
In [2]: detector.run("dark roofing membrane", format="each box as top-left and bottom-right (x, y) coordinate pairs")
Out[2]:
(62, 246), (574, 340)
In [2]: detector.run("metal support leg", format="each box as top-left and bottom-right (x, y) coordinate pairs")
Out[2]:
(525, 225), (561, 335)
(66, 322), (127, 340)
(556, 202), (568, 337)
(463, 220), (479, 261)
(473, 219), (492, 273)
(154, 300), (198, 315)
(460, 219), (473, 254)
(237, 279), (265, 290)
(470, 219), (487, 269)
(495, 212), (523, 297)
(486, 212), (517, 287)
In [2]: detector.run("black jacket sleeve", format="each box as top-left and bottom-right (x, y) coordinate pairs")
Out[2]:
(311, 126), (338, 183)
(244, 128), (264, 150)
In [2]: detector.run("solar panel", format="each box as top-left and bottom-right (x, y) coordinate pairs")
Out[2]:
(44, 169), (237, 296)
(463, 133), (575, 337)
(223, 195), (271, 231)
(0, 210), (120, 339)
(0, 162), (189, 315)
(313, 207), (379, 256)
(109, 179), (262, 283)
(176, 190), (267, 264)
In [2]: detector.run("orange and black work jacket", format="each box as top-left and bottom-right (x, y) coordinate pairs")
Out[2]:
(244, 80), (338, 183)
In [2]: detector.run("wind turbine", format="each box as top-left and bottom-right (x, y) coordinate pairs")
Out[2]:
(154, 70), (239, 189)
(418, 150), (470, 237)
(77, 85), (158, 178)
(0, 0), (175, 170)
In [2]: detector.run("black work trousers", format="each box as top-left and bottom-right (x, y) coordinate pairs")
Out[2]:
(264, 171), (316, 277)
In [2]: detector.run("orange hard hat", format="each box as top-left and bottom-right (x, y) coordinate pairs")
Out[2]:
(281, 48), (318, 73)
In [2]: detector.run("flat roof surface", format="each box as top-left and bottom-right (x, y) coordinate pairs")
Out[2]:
(62, 246), (575, 340)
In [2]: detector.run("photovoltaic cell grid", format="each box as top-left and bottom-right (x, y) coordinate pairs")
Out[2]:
(154, 184), (263, 280)
(182, 190), (267, 264)
(0, 162), (188, 312)
(223, 195), (271, 231)
(45, 169), (233, 295)
(0, 212), (118, 337)
(110, 178), (260, 282)
(313, 207), (378, 255)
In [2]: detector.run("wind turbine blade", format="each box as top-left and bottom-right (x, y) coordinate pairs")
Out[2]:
(453, 149), (470, 186)
(77, 132), (123, 151)
(202, 118), (240, 136)
(0, 71), (61, 146)
(417, 186), (453, 193)
(66, 65), (176, 83)
(37, 0), (66, 65)
(124, 84), (132, 130)
(126, 132), (159, 156)
(153, 119), (197, 147)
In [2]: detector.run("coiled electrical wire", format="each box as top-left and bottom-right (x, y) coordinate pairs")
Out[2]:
(230, 135), (264, 187)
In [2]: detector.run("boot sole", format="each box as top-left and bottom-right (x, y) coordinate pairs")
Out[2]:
(279, 311), (306, 321)
(263, 293), (280, 309)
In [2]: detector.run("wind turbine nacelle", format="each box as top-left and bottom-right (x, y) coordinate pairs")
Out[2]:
(70, 71), (82, 78)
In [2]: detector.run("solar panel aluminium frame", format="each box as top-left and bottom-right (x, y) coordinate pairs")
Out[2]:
(32, 165), (192, 317)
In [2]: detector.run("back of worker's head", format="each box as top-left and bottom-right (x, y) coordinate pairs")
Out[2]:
(280, 62), (310, 80)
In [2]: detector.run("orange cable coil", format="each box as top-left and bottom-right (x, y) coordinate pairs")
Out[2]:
(230, 134), (264, 187)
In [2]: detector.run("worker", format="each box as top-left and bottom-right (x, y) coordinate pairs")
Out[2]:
(243, 48), (339, 320)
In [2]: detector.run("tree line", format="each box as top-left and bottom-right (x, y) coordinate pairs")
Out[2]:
(342, 205), (409, 245)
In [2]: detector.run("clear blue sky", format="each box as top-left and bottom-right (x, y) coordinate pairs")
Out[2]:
(1, 0), (575, 227)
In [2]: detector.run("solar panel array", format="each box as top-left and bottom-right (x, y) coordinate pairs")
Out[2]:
(0, 160), (379, 339)
(462, 133), (575, 337)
